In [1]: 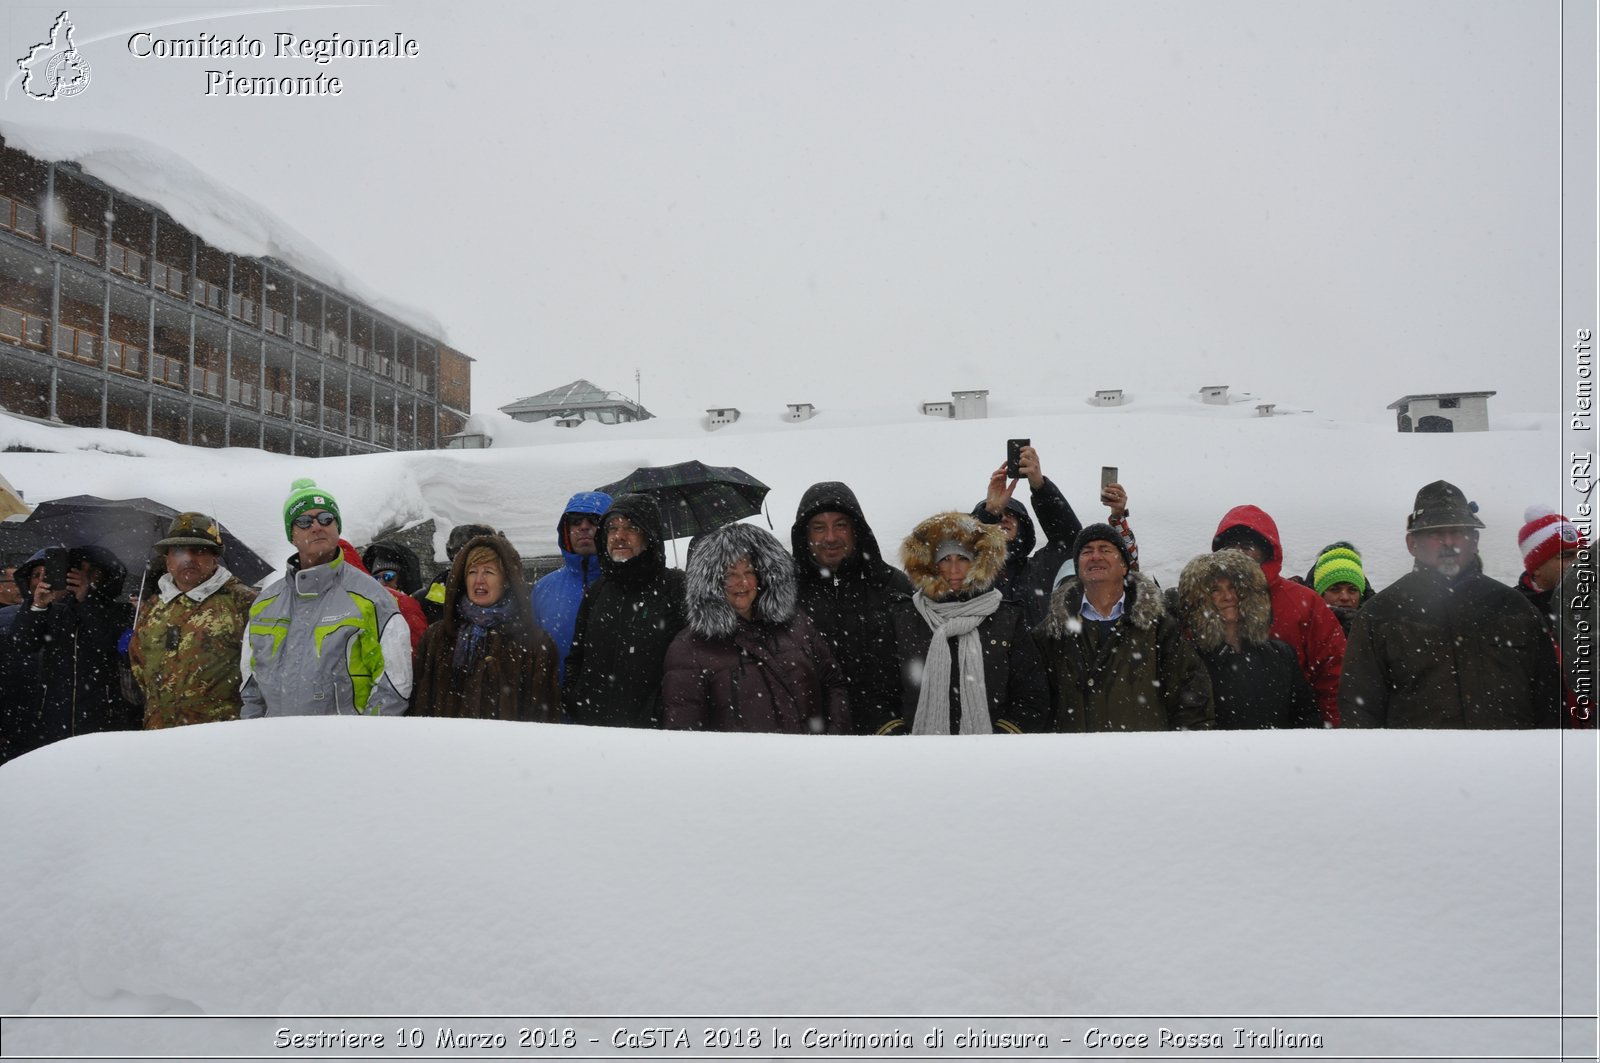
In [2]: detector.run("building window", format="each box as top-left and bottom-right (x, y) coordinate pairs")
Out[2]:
(1438, 397), (1460, 409)
(107, 242), (147, 280)
(0, 197), (40, 239)
(152, 262), (189, 296)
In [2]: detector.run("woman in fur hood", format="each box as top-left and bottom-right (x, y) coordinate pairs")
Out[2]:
(886, 511), (1050, 735)
(660, 523), (850, 734)
(1175, 549), (1319, 730)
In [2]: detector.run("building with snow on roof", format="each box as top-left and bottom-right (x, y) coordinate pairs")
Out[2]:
(0, 128), (471, 456)
(1387, 391), (1496, 433)
(498, 379), (652, 425)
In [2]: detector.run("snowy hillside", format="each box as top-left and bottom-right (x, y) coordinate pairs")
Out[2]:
(0, 394), (1568, 591)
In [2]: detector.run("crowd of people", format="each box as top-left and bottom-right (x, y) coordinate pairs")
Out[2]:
(0, 446), (1590, 762)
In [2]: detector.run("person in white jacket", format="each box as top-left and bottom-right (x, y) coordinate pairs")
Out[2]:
(240, 478), (411, 717)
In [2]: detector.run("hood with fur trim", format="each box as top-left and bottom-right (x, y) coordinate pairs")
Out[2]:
(1212, 504), (1285, 582)
(1041, 569), (1166, 639)
(1176, 549), (1274, 652)
(684, 522), (798, 639)
(901, 511), (1008, 599)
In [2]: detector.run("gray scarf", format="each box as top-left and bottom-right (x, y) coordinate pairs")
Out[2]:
(910, 589), (1001, 735)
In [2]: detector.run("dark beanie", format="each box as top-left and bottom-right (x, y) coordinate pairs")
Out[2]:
(1073, 523), (1131, 567)
(1212, 524), (1274, 559)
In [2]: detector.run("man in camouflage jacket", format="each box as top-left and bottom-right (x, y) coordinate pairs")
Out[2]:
(130, 511), (258, 728)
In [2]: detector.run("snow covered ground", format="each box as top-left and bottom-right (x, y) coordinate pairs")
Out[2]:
(0, 394), (1571, 590)
(0, 399), (1594, 1060)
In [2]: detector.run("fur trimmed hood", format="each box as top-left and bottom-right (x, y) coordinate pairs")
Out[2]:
(1176, 549), (1273, 652)
(683, 522), (798, 639)
(1041, 569), (1166, 638)
(900, 511), (1008, 599)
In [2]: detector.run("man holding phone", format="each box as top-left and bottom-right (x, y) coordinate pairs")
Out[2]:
(971, 443), (1086, 626)
(2, 544), (138, 761)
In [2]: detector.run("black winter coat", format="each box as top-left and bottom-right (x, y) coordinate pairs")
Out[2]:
(563, 495), (687, 728)
(1198, 642), (1320, 730)
(888, 598), (1050, 734)
(1340, 568), (1562, 729)
(1, 548), (138, 760)
(791, 481), (911, 735)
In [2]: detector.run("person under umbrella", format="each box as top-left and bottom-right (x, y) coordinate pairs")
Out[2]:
(2, 544), (139, 761)
(563, 494), (687, 728)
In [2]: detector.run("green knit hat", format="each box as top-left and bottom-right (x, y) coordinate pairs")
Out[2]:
(1313, 545), (1366, 596)
(283, 477), (341, 541)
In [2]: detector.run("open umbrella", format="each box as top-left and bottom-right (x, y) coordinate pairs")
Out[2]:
(0, 517), (42, 566)
(21, 495), (273, 586)
(596, 461), (771, 544)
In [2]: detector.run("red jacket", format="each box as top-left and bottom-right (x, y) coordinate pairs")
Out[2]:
(1213, 506), (1347, 726)
(339, 540), (428, 652)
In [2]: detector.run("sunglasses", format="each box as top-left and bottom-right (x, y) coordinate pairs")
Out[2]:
(374, 570), (399, 584)
(292, 512), (338, 529)
(564, 513), (601, 528)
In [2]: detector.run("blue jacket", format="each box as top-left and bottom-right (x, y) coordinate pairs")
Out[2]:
(531, 490), (611, 680)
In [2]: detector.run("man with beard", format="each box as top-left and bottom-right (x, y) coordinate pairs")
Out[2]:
(1340, 480), (1560, 728)
(789, 482), (911, 734)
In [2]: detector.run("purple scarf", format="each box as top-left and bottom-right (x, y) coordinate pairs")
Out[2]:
(452, 596), (515, 673)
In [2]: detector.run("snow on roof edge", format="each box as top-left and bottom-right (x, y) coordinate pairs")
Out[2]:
(0, 118), (450, 344)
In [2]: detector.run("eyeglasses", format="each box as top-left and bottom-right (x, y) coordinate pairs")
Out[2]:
(292, 512), (338, 530)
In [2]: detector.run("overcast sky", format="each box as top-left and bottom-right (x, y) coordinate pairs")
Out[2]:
(0, 1), (1576, 419)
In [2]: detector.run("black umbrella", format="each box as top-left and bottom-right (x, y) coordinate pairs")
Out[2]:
(0, 518), (42, 566)
(596, 461), (771, 542)
(21, 495), (273, 586)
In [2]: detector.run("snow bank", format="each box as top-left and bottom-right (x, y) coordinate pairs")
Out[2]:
(0, 719), (1589, 1021)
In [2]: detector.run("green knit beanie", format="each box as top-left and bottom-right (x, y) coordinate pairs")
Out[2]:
(283, 477), (341, 541)
(1313, 545), (1365, 596)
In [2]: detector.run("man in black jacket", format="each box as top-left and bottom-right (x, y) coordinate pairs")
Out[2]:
(2, 545), (139, 761)
(1340, 480), (1561, 729)
(563, 494), (686, 728)
(790, 482), (911, 735)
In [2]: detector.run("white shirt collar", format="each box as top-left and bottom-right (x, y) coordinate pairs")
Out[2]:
(158, 564), (233, 604)
(1080, 591), (1126, 622)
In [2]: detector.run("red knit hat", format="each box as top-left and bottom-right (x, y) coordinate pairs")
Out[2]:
(1518, 505), (1585, 574)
